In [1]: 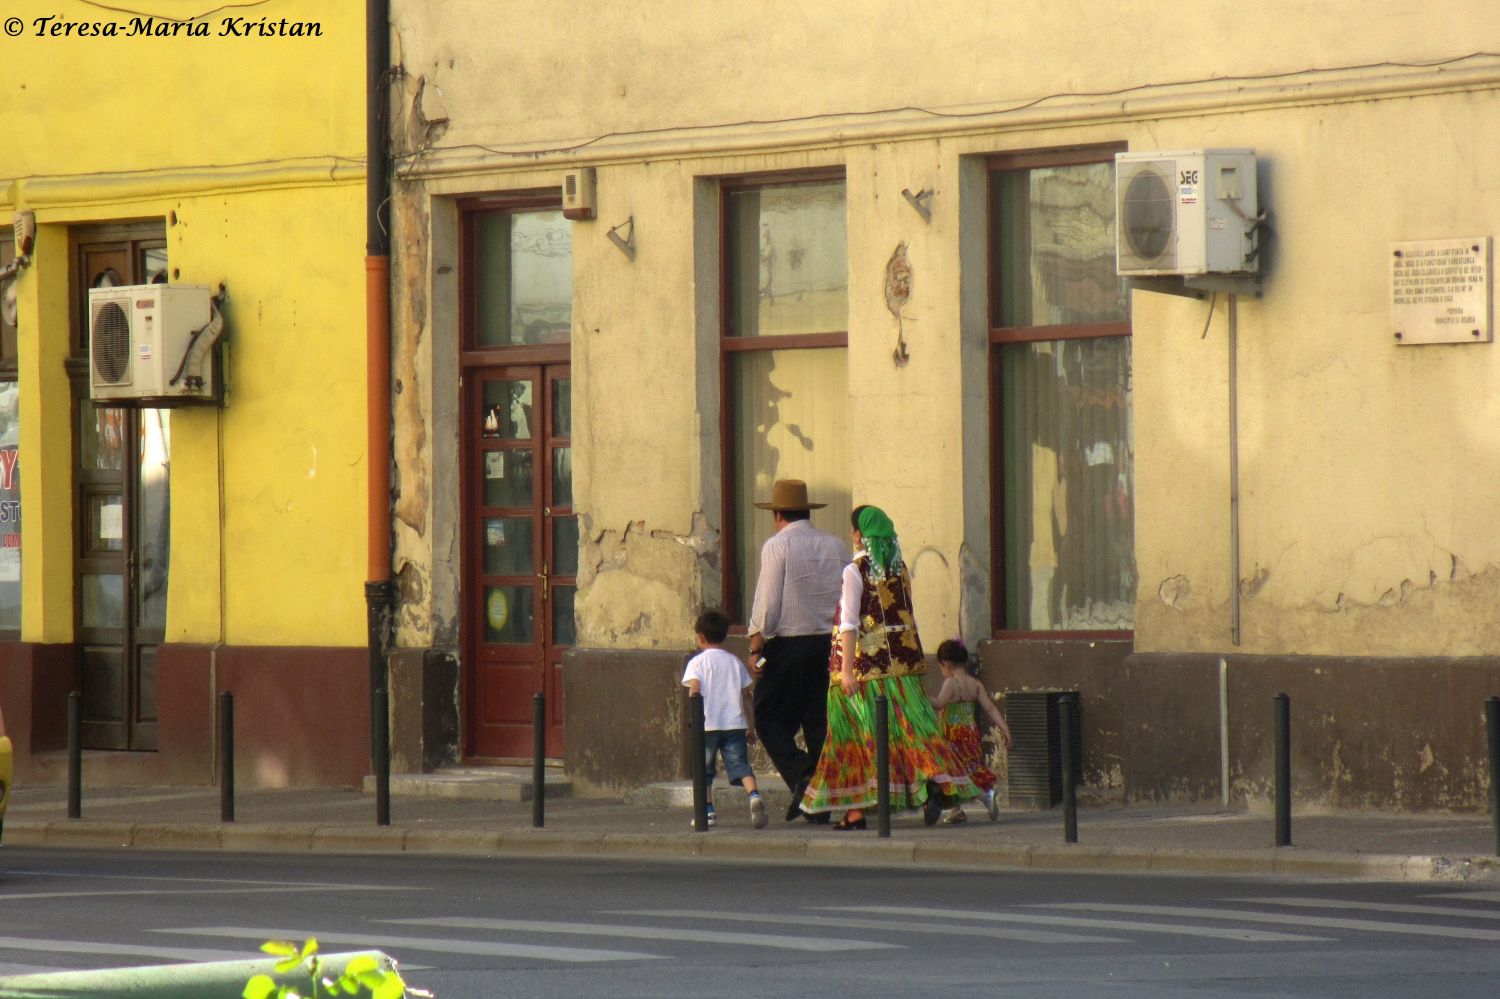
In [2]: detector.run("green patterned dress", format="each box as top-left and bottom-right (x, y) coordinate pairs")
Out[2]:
(800, 552), (977, 814)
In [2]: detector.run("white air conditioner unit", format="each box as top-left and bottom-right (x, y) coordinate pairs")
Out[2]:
(89, 284), (222, 404)
(1116, 149), (1259, 277)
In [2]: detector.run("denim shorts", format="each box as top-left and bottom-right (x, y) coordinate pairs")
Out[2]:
(704, 729), (754, 786)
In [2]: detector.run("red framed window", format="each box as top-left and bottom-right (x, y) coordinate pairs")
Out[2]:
(989, 146), (1135, 637)
(720, 170), (851, 621)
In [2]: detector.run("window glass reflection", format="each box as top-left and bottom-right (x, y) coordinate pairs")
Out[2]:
(728, 183), (848, 338)
(484, 585), (534, 644)
(0, 381), (18, 630)
(476, 211), (572, 347)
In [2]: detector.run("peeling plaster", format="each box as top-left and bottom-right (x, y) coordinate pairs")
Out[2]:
(1159, 574), (1191, 608)
(578, 513), (717, 648)
(1239, 565), (1269, 598)
(392, 183), (430, 535)
(957, 543), (987, 644)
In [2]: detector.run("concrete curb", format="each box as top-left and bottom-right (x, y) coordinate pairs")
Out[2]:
(7, 818), (1496, 882)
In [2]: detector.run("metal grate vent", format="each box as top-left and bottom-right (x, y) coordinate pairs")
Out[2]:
(1005, 691), (1082, 809)
(90, 300), (132, 385)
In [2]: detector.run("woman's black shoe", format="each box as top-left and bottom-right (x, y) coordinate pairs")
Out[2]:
(831, 814), (867, 831)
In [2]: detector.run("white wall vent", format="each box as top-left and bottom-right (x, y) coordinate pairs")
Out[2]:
(89, 284), (222, 404)
(1116, 149), (1259, 277)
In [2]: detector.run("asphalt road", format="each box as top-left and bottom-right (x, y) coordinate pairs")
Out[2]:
(3, 847), (1500, 997)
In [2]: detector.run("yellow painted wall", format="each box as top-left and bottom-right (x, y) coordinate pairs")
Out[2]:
(3, 0), (368, 647)
(390, 1), (1500, 658)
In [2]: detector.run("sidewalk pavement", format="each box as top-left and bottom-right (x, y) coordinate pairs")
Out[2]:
(3, 775), (1498, 883)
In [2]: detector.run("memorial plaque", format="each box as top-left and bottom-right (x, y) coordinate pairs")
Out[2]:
(1391, 236), (1491, 345)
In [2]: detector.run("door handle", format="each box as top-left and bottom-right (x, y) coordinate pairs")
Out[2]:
(539, 562), (549, 603)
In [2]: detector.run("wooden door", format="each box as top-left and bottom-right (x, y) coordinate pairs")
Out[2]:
(462, 363), (573, 759)
(74, 234), (169, 750)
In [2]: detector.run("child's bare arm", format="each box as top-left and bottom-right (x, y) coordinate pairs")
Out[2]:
(687, 678), (702, 697)
(976, 682), (1012, 748)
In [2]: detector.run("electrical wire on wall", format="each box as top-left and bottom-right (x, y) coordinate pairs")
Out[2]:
(393, 51), (1500, 166)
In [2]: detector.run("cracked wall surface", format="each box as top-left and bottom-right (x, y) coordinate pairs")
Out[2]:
(1134, 92), (1500, 658)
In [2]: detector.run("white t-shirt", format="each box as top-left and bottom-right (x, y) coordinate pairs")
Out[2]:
(682, 647), (753, 732)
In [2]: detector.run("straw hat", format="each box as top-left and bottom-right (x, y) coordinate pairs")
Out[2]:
(753, 478), (827, 511)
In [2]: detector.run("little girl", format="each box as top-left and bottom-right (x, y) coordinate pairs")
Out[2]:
(930, 639), (1012, 823)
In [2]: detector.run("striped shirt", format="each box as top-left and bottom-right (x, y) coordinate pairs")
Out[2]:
(747, 520), (849, 639)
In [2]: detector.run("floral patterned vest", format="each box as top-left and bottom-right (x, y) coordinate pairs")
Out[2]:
(829, 553), (925, 684)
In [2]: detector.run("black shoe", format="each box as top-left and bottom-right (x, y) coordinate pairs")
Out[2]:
(832, 813), (867, 831)
(923, 786), (943, 827)
(785, 777), (810, 822)
(803, 811), (831, 824)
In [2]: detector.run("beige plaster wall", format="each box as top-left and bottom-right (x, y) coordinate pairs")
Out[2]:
(388, 0), (1500, 658)
(1135, 88), (1500, 656)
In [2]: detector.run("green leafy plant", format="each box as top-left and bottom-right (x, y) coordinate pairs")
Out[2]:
(242, 937), (417, 999)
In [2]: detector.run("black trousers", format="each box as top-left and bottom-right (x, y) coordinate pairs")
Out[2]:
(752, 633), (832, 791)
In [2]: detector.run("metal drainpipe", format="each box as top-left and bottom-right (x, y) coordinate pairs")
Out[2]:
(1228, 294), (1241, 647)
(366, 0), (394, 826)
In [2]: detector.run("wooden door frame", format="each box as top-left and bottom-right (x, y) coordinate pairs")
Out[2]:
(70, 223), (167, 750)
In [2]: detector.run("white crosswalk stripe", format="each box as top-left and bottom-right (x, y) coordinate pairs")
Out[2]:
(1424, 890), (1500, 903)
(391, 916), (901, 952)
(1030, 902), (1500, 942)
(0, 936), (252, 964)
(157, 926), (665, 964)
(817, 904), (1327, 943)
(1232, 896), (1500, 921)
(614, 907), (1124, 944)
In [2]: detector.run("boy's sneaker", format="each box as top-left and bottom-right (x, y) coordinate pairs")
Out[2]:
(689, 808), (716, 828)
(749, 794), (768, 829)
(984, 788), (1000, 821)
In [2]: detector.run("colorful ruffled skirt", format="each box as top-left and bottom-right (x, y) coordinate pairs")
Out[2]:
(942, 702), (997, 794)
(801, 674), (978, 814)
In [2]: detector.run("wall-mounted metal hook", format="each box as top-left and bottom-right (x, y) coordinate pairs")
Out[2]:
(606, 216), (635, 260)
(900, 188), (932, 224)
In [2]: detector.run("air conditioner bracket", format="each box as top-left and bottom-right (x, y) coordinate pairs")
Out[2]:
(1128, 275), (1262, 300)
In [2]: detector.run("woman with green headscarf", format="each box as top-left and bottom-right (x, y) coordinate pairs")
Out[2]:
(798, 504), (977, 829)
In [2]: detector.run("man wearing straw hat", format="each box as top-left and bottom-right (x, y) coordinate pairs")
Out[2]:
(747, 479), (848, 822)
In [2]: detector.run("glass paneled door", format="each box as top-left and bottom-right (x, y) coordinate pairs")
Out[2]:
(462, 364), (574, 759)
(74, 230), (169, 751)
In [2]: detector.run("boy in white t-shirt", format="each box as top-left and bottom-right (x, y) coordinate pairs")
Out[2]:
(683, 609), (768, 829)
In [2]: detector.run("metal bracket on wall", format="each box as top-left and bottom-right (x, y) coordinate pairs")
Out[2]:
(1128, 275), (1262, 300)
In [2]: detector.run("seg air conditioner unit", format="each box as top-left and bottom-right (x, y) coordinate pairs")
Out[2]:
(1116, 149), (1259, 277)
(89, 284), (223, 404)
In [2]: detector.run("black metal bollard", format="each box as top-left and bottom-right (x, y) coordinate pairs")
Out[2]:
(1059, 694), (1078, 844)
(1486, 696), (1500, 857)
(219, 691), (235, 823)
(67, 691), (81, 820)
(532, 693), (546, 829)
(689, 693), (708, 831)
(875, 693), (891, 838)
(1274, 692), (1291, 847)
(373, 686), (390, 827)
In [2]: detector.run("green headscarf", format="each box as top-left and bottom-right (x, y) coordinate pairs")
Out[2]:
(857, 505), (898, 574)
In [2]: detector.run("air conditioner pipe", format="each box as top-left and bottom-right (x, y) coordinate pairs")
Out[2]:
(1229, 294), (1241, 646)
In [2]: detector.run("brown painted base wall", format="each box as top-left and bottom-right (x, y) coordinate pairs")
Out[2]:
(1125, 653), (1500, 812)
(976, 641), (1500, 813)
(976, 639), (1133, 805)
(0, 642), (77, 781)
(0, 641), (369, 788)
(563, 647), (694, 796)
